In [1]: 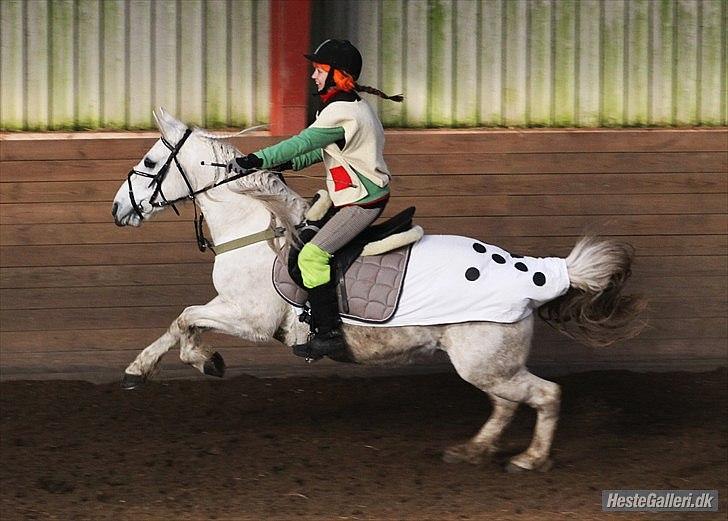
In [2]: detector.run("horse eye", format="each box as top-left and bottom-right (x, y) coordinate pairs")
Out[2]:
(144, 157), (156, 169)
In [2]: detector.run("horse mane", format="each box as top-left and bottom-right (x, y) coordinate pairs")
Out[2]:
(191, 128), (308, 249)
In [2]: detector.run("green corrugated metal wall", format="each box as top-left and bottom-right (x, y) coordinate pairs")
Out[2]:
(0, 0), (269, 130)
(1, 0), (726, 130)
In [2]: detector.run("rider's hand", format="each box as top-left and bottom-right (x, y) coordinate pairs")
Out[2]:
(227, 153), (263, 174)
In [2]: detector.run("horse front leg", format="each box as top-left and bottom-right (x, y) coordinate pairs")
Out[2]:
(121, 297), (240, 388)
(121, 321), (185, 389)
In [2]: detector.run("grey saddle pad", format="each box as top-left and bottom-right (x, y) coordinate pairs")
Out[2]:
(272, 246), (412, 323)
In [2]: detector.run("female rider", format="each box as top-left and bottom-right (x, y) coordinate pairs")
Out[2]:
(226, 39), (403, 360)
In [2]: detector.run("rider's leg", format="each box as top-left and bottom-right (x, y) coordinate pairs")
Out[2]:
(294, 205), (382, 358)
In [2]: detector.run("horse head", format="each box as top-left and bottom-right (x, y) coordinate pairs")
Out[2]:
(112, 108), (216, 227)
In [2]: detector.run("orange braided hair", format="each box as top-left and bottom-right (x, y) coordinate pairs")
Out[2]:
(313, 63), (404, 102)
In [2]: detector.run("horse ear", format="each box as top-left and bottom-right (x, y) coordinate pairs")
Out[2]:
(154, 107), (184, 141)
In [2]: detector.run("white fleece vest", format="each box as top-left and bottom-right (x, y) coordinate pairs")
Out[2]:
(310, 99), (390, 206)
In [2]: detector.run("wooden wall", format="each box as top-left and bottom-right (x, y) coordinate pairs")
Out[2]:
(0, 129), (726, 380)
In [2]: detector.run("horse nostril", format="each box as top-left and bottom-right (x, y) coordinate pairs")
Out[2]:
(112, 202), (119, 217)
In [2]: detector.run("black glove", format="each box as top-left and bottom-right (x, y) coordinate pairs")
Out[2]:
(227, 153), (263, 174)
(271, 160), (293, 172)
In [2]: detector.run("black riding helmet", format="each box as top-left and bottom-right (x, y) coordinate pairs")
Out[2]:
(304, 39), (363, 81)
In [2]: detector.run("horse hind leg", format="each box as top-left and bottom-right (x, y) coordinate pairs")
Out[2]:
(491, 369), (561, 472)
(443, 393), (518, 464)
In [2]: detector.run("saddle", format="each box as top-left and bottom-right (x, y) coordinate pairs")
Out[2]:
(272, 191), (423, 323)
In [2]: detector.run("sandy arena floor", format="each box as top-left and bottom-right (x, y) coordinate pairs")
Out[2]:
(1, 369), (726, 520)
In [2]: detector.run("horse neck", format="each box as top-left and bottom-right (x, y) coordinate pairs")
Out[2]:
(196, 189), (273, 246)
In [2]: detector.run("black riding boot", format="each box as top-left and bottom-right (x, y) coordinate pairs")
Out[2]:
(292, 283), (346, 360)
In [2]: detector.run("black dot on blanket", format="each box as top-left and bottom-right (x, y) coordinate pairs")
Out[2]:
(492, 254), (506, 264)
(472, 243), (486, 253)
(515, 262), (528, 272)
(533, 272), (546, 286)
(465, 267), (480, 281)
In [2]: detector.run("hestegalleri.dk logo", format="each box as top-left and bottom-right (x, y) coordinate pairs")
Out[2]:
(602, 490), (718, 512)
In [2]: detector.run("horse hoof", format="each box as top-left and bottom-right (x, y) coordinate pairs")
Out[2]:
(203, 351), (226, 378)
(505, 458), (553, 473)
(120, 373), (145, 390)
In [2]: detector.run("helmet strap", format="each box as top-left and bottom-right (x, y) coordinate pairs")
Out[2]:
(317, 66), (337, 95)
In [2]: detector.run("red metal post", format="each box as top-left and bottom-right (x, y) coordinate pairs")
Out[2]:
(269, 0), (312, 136)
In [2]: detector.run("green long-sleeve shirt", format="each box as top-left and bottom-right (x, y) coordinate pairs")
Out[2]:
(253, 126), (389, 205)
(254, 127), (343, 171)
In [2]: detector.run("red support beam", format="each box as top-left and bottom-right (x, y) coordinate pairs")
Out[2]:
(269, 0), (312, 136)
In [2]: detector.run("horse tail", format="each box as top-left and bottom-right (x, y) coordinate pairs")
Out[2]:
(537, 236), (647, 348)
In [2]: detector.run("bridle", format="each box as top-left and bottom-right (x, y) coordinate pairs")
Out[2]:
(126, 127), (279, 252)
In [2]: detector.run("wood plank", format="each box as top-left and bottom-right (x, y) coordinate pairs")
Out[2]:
(3, 234), (725, 268)
(3, 256), (725, 289)
(3, 281), (722, 317)
(3, 171), (725, 205)
(0, 243), (210, 267)
(4, 149), (727, 182)
(384, 151), (728, 174)
(529, 336), (728, 363)
(4, 193), (724, 225)
(2, 329), (726, 362)
(1, 304), (724, 337)
(3, 130), (727, 161)
(0, 328), (248, 352)
(0, 263), (213, 289)
(4, 284), (217, 310)
(3, 214), (724, 246)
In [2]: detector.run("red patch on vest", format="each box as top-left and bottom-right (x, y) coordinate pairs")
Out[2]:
(329, 166), (352, 191)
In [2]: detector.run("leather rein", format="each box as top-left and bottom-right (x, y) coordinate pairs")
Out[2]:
(125, 128), (284, 254)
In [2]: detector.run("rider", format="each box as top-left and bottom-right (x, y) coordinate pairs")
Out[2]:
(227, 39), (403, 360)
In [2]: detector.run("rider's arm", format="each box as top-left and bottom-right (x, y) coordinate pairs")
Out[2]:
(290, 148), (323, 171)
(253, 126), (344, 170)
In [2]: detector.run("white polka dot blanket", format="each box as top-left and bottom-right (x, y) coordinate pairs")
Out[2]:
(342, 234), (570, 327)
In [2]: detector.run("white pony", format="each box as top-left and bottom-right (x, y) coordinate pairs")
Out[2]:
(112, 109), (645, 472)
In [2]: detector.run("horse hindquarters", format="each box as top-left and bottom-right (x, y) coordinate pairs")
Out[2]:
(440, 316), (560, 471)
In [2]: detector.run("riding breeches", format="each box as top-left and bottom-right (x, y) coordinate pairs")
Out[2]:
(298, 204), (383, 289)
